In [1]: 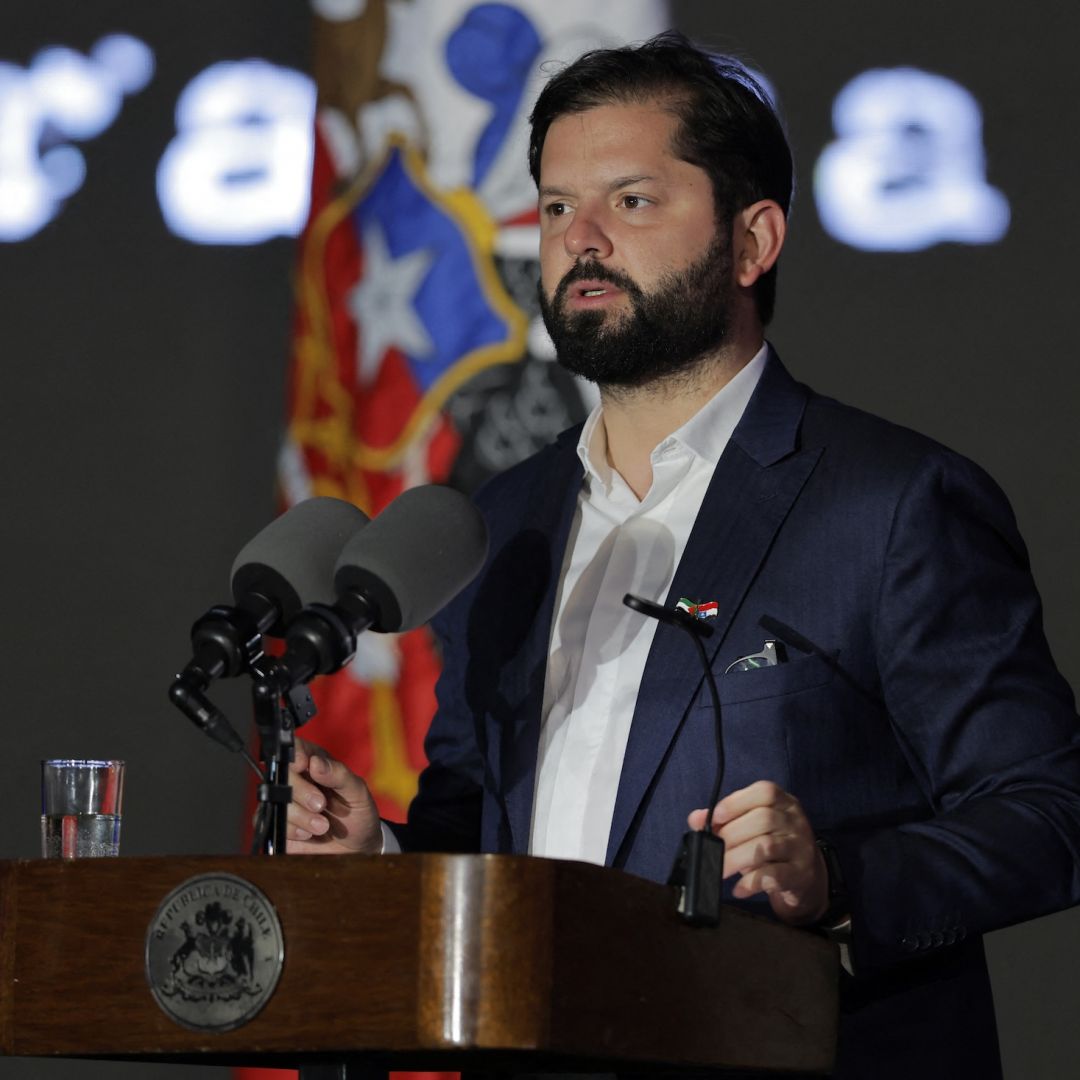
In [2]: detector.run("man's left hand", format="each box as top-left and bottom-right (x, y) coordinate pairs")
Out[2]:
(687, 780), (828, 925)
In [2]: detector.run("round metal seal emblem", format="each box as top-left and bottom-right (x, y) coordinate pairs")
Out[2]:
(145, 872), (284, 1032)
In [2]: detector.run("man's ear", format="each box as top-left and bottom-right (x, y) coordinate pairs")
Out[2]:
(733, 200), (786, 289)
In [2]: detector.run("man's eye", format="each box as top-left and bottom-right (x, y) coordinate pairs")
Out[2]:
(545, 202), (568, 217)
(620, 195), (649, 209)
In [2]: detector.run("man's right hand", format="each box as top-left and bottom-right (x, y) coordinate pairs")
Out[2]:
(286, 736), (383, 855)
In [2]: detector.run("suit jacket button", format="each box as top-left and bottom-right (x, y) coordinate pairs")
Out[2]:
(957, 926), (967, 941)
(901, 934), (918, 952)
(943, 929), (956, 945)
(917, 931), (932, 949)
(930, 931), (944, 947)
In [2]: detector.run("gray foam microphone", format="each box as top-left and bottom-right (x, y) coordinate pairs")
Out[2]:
(230, 496), (370, 635)
(333, 485), (488, 633)
(173, 496), (370, 752)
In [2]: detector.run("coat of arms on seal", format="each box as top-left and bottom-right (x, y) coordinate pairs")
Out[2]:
(145, 872), (284, 1032)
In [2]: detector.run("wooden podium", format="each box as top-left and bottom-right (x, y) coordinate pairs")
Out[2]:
(0, 854), (838, 1075)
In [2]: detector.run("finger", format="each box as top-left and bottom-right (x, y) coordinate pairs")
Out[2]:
(288, 739), (349, 813)
(723, 833), (797, 879)
(712, 780), (791, 825)
(687, 785), (782, 832)
(732, 868), (773, 900)
(289, 736), (319, 776)
(687, 807), (730, 834)
(307, 752), (370, 808)
(718, 806), (789, 848)
(286, 800), (330, 837)
(732, 861), (805, 900)
(692, 781), (805, 833)
(286, 831), (346, 856)
(687, 801), (790, 841)
(729, 825), (818, 870)
(287, 771), (329, 814)
(287, 821), (314, 842)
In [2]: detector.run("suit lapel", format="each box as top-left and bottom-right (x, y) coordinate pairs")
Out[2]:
(498, 433), (584, 854)
(606, 355), (822, 865)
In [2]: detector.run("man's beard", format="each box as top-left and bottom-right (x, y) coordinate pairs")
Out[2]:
(537, 231), (733, 391)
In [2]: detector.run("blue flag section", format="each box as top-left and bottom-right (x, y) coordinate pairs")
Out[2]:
(353, 143), (519, 393)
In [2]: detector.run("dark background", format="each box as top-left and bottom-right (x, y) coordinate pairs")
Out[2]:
(1, 2), (1077, 1077)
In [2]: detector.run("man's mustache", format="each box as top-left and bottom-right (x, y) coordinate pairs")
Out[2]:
(554, 261), (644, 309)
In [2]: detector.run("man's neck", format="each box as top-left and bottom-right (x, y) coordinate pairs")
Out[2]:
(599, 337), (763, 500)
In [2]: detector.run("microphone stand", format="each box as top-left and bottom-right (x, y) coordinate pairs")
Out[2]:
(249, 658), (317, 856)
(247, 597), (371, 855)
(165, 614), (311, 856)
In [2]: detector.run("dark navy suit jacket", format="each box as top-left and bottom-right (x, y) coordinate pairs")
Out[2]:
(391, 353), (1080, 1079)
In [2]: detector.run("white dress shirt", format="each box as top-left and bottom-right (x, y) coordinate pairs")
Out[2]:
(528, 346), (768, 863)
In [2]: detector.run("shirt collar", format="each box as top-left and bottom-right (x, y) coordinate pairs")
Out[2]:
(576, 343), (770, 487)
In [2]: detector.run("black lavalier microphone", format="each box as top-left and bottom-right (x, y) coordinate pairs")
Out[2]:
(624, 593), (727, 926)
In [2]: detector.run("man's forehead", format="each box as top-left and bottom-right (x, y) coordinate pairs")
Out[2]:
(545, 99), (679, 141)
(538, 102), (685, 185)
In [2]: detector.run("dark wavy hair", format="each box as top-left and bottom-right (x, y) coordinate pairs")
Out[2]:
(528, 32), (793, 325)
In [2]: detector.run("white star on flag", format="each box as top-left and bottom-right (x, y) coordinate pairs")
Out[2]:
(349, 220), (435, 385)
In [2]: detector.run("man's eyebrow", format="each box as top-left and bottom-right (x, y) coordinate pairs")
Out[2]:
(608, 174), (657, 191)
(538, 175), (659, 200)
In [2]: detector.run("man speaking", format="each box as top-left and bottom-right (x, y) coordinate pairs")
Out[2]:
(285, 33), (1080, 1079)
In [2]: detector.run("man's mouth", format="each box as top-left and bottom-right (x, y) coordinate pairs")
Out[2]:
(566, 279), (625, 306)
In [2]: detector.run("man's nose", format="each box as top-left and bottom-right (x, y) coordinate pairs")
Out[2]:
(564, 207), (613, 260)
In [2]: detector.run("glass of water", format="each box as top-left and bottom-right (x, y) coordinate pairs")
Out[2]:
(40, 759), (125, 858)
